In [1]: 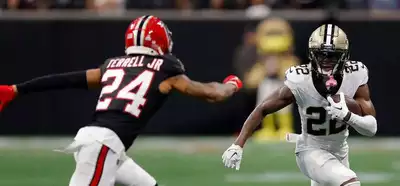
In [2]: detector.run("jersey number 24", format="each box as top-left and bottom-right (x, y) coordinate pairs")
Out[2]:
(96, 69), (154, 117)
(306, 107), (347, 136)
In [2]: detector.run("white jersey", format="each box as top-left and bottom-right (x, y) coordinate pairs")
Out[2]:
(284, 61), (368, 157)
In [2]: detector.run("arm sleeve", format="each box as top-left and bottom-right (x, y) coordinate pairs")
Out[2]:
(347, 113), (377, 137)
(16, 71), (88, 95)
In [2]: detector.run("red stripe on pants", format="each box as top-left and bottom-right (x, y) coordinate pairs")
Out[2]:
(89, 145), (109, 186)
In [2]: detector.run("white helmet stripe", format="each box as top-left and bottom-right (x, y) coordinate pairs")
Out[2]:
(324, 24), (334, 46)
(135, 15), (151, 46)
(140, 15), (153, 47)
(132, 16), (145, 46)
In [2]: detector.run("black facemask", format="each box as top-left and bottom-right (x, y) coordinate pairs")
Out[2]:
(309, 48), (348, 96)
(310, 49), (348, 76)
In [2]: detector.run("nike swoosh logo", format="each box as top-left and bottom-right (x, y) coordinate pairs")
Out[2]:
(230, 152), (238, 159)
(335, 107), (342, 110)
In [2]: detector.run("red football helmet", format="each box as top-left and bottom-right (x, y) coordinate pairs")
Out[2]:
(125, 15), (173, 55)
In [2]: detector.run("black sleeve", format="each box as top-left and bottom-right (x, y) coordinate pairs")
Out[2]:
(16, 71), (88, 95)
(162, 54), (186, 77)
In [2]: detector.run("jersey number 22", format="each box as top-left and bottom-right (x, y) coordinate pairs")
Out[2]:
(96, 69), (154, 117)
(306, 107), (347, 136)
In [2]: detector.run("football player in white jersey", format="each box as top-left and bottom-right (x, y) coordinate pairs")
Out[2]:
(222, 24), (377, 186)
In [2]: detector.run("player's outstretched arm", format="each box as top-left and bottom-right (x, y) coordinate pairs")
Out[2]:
(350, 84), (377, 136)
(222, 85), (294, 170)
(13, 68), (101, 95)
(234, 85), (294, 147)
(159, 75), (242, 102)
(0, 69), (101, 111)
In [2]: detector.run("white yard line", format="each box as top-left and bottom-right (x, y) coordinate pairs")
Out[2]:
(225, 172), (397, 183)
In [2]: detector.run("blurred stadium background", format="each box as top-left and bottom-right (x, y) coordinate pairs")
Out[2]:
(1, 0), (400, 185)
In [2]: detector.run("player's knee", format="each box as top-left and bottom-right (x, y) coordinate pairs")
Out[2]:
(341, 177), (360, 186)
(116, 157), (157, 185)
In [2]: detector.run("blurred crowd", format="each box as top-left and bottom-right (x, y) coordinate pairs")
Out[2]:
(2, 0), (399, 11)
(233, 17), (297, 141)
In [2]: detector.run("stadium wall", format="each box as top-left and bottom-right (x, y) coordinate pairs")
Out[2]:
(0, 11), (397, 136)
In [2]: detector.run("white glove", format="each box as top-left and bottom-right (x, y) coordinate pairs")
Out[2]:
(222, 144), (243, 170)
(325, 92), (350, 121)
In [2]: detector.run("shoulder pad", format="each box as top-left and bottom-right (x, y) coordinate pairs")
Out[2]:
(162, 54), (185, 76)
(344, 61), (368, 85)
(284, 64), (311, 100)
(284, 64), (311, 92)
(284, 64), (311, 84)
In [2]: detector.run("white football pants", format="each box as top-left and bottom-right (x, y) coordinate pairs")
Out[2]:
(68, 140), (156, 186)
(296, 149), (358, 186)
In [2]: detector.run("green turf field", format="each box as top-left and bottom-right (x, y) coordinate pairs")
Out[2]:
(0, 137), (398, 186)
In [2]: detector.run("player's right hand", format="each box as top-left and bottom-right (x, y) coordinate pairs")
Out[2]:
(222, 144), (243, 170)
(325, 92), (350, 122)
(0, 85), (16, 112)
(223, 75), (243, 91)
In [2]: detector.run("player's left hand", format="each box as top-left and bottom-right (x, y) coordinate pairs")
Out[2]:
(222, 144), (243, 170)
(0, 85), (16, 112)
(325, 92), (349, 121)
(223, 75), (243, 92)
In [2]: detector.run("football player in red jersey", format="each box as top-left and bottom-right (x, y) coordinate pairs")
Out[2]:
(0, 15), (242, 186)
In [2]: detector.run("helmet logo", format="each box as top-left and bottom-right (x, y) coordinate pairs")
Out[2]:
(145, 34), (152, 41)
(127, 33), (133, 39)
